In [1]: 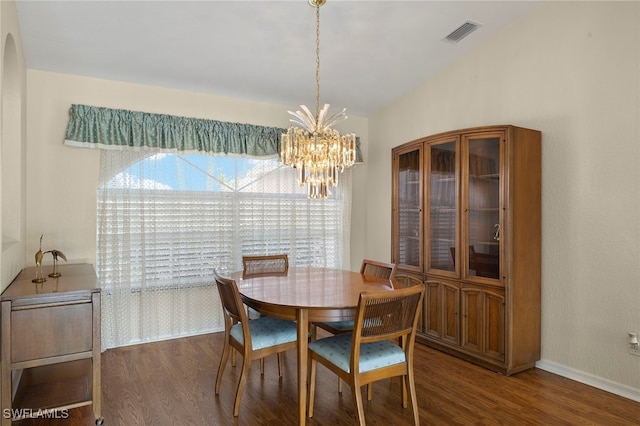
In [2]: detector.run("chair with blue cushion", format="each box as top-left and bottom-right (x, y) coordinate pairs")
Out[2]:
(213, 271), (297, 417)
(313, 258), (396, 336)
(313, 258), (396, 395)
(231, 254), (289, 370)
(307, 284), (425, 425)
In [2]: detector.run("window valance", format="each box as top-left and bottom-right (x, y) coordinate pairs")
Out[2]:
(64, 104), (363, 162)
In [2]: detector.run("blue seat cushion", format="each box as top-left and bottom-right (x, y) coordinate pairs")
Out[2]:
(309, 333), (406, 373)
(321, 320), (354, 331)
(230, 316), (298, 350)
(320, 316), (386, 332)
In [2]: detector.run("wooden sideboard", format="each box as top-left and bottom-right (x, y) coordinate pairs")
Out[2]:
(0, 264), (102, 425)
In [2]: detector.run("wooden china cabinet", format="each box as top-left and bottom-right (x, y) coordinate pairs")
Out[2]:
(391, 125), (541, 375)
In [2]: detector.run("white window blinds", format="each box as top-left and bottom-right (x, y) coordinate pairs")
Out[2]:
(98, 151), (351, 349)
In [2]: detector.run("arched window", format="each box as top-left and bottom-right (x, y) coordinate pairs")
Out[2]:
(97, 150), (352, 348)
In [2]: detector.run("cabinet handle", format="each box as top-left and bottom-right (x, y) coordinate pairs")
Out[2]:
(493, 224), (501, 241)
(13, 297), (92, 310)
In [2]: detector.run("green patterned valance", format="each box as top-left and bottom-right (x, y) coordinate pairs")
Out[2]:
(64, 104), (363, 162)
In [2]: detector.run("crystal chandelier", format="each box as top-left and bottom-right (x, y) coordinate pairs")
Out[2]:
(280, 0), (356, 199)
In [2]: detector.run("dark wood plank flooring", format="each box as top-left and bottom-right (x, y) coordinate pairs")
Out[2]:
(15, 332), (640, 425)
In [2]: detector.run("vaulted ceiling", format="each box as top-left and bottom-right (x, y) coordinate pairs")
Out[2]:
(16, 1), (540, 116)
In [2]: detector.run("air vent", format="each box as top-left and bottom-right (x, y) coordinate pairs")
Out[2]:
(443, 21), (480, 43)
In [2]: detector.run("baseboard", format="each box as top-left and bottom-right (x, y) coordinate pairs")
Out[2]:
(536, 359), (640, 402)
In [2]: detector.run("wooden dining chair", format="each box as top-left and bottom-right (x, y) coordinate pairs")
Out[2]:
(360, 258), (397, 280)
(314, 259), (396, 336)
(242, 254), (289, 278)
(307, 284), (425, 425)
(393, 274), (424, 288)
(234, 254), (290, 369)
(312, 259), (397, 395)
(388, 274), (424, 350)
(213, 271), (298, 417)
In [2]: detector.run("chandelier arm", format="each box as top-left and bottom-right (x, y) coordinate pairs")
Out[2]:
(322, 108), (348, 130)
(289, 106), (316, 130)
(317, 103), (329, 130)
(299, 105), (315, 124)
(288, 118), (311, 130)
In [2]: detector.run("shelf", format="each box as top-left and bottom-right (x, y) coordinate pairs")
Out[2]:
(431, 238), (456, 244)
(470, 241), (500, 246)
(470, 173), (500, 180)
(468, 208), (500, 212)
(431, 263), (454, 270)
(11, 359), (93, 415)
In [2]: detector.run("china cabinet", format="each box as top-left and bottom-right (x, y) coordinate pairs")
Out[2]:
(391, 125), (541, 375)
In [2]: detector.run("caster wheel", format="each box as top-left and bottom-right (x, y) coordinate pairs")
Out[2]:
(96, 417), (104, 425)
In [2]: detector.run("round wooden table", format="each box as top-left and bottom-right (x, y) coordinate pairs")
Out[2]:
(229, 266), (394, 425)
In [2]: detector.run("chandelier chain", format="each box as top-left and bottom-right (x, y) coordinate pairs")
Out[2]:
(315, 4), (321, 123)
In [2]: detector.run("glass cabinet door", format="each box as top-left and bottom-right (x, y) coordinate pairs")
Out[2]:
(426, 140), (458, 275)
(464, 134), (502, 281)
(395, 148), (422, 270)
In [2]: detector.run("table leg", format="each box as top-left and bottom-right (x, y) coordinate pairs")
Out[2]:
(296, 308), (309, 426)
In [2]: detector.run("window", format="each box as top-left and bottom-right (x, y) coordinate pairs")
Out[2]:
(97, 151), (352, 348)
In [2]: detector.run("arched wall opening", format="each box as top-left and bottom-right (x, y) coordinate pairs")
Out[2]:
(1, 32), (24, 289)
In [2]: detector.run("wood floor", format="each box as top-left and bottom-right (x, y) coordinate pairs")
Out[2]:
(15, 332), (640, 426)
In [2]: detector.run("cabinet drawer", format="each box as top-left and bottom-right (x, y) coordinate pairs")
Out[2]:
(11, 302), (93, 362)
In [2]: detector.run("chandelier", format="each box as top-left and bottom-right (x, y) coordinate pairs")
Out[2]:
(280, 0), (356, 199)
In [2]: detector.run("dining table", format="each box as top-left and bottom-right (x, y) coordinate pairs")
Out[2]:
(229, 266), (395, 425)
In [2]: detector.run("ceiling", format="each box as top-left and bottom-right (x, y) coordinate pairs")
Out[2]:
(15, 1), (541, 117)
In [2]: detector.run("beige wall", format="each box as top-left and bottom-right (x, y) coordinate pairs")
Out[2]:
(25, 70), (369, 272)
(368, 1), (640, 397)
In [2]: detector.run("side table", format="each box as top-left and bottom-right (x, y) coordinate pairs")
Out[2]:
(0, 264), (102, 425)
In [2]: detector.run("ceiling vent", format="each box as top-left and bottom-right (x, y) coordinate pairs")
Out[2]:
(443, 21), (480, 43)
